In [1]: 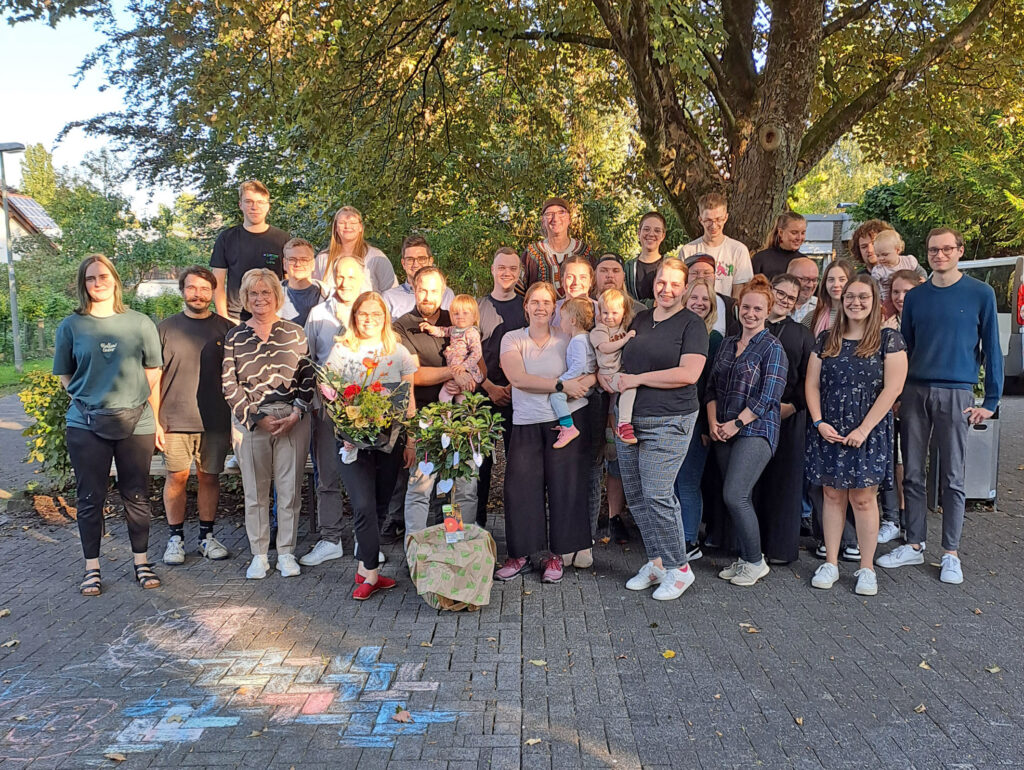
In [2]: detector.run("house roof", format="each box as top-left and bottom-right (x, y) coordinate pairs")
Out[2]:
(6, 192), (59, 237)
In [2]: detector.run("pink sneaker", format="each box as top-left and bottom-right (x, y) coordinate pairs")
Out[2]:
(541, 555), (563, 583)
(552, 424), (580, 449)
(617, 423), (638, 444)
(495, 556), (529, 581)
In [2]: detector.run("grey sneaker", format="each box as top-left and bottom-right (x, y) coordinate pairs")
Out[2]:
(730, 559), (770, 587)
(811, 562), (839, 589)
(939, 553), (963, 584)
(877, 544), (925, 569)
(854, 567), (878, 595)
(299, 539), (344, 566)
(718, 559), (746, 580)
(163, 535), (185, 565)
(199, 535), (229, 560)
(877, 521), (901, 544)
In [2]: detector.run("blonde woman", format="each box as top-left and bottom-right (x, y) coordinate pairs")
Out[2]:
(325, 292), (417, 599)
(313, 206), (398, 293)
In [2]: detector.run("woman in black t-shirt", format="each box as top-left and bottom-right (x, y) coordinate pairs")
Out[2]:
(610, 258), (709, 601)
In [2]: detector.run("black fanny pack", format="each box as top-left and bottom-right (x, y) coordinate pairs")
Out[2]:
(74, 399), (145, 441)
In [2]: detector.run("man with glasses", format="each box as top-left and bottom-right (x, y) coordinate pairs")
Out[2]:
(210, 180), (290, 323)
(788, 257), (820, 323)
(155, 266), (234, 565)
(679, 192), (753, 300)
(518, 197), (593, 296)
(280, 238), (328, 327)
(383, 235), (454, 318)
(877, 227), (1003, 584)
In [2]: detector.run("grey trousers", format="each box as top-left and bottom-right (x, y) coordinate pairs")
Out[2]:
(404, 469), (477, 534)
(311, 410), (345, 543)
(233, 404), (311, 556)
(715, 436), (773, 563)
(900, 383), (972, 551)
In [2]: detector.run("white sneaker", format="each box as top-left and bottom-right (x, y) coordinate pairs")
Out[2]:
(246, 554), (270, 579)
(199, 535), (229, 560)
(876, 544), (925, 569)
(625, 561), (666, 591)
(298, 539), (344, 566)
(811, 562), (839, 589)
(652, 566), (695, 600)
(163, 535), (185, 565)
(718, 559), (746, 580)
(939, 553), (963, 584)
(877, 521), (901, 544)
(730, 559), (770, 587)
(225, 454), (240, 470)
(276, 553), (301, 577)
(854, 567), (878, 595)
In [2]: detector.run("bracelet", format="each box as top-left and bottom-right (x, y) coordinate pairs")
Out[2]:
(812, 419), (823, 428)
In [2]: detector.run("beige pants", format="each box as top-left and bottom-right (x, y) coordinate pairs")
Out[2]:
(232, 402), (311, 556)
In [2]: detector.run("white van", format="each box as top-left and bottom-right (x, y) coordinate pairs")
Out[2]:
(958, 255), (1023, 380)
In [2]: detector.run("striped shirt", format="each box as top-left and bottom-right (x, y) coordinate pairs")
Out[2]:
(222, 320), (314, 428)
(706, 328), (788, 452)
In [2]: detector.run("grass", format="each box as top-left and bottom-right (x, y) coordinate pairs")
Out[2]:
(0, 357), (53, 396)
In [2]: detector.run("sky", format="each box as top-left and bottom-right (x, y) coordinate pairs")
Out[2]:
(0, 12), (180, 214)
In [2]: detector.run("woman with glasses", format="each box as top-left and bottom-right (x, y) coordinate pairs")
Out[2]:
(517, 198), (593, 297)
(805, 275), (907, 596)
(314, 206), (397, 293)
(752, 274), (815, 563)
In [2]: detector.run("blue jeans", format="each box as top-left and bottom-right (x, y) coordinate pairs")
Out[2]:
(674, 432), (709, 544)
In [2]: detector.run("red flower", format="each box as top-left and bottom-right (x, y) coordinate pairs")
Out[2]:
(370, 381), (384, 393)
(362, 357), (379, 371)
(343, 384), (362, 400)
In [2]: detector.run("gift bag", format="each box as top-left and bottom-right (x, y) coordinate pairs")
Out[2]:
(405, 524), (497, 611)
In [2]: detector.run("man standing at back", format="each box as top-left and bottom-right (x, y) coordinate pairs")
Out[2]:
(154, 266), (234, 565)
(788, 257), (820, 323)
(211, 180), (291, 322)
(877, 227), (1002, 584)
(383, 235), (454, 318)
(679, 193), (753, 300)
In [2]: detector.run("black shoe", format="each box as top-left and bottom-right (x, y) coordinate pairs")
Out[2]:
(685, 542), (703, 561)
(269, 527), (278, 552)
(841, 545), (862, 562)
(814, 542), (826, 559)
(609, 516), (630, 545)
(380, 520), (405, 544)
(800, 518), (813, 537)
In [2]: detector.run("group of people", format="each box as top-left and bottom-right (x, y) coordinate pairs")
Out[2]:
(54, 182), (1003, 603)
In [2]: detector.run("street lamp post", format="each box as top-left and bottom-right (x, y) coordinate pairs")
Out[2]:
(0, 142), (25, 373)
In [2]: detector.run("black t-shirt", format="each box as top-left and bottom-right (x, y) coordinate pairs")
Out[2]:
(286, 283), (323, 327)
(210, 224), (291, 318)
(621, 308), (709, 417)
(635, 258), (662, 302)
(751, 246), (802, 280)
(478, 294), (527, 388)
(157, 312), (234, 433)
(395, 308), (451, 406)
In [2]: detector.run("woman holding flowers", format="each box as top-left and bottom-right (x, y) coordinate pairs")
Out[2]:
(325, 291), (416, 600)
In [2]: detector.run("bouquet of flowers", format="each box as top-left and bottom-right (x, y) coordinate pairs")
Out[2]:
(408, 392), (504, 497)
(312, 354), (411, 462)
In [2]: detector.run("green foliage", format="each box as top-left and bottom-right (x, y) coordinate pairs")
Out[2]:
(19, 143), (57, 208)
(127, 292), (182, 322)
(409, 393), (504, 485)
(790, 136), (892, 215)
(19, 370), (72, 489)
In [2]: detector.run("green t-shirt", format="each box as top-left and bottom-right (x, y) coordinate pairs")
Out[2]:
(53, 310), (163, 434)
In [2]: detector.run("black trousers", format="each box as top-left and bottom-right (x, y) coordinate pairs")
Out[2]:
(754, 411), (806, 563)
(475, 403), (513, 526)
(503, 416), (592, 559)
(336, 441), (404, 571)
(67, 427), (154, 560)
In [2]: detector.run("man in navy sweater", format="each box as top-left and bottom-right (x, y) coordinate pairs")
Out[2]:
(877, 227), (1002, 584)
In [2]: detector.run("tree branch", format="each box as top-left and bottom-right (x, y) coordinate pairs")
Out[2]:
(822, 0), (881, 38)
(507, 29), (614, 50)
(797, 0), (1001, 179)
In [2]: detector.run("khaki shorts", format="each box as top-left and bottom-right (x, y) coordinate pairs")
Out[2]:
(163, 432), (230, 474)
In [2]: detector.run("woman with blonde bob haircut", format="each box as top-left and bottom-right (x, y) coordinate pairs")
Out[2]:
(314, 206), (398, 293)
(805, 275), (908, 596)
(325, 291), (416, 599)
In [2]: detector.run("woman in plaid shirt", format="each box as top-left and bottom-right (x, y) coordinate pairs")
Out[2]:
(706, 275), (788, 588)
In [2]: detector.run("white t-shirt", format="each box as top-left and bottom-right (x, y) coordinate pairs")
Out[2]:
(500, 328), (587, 425)
(679, 236), (753, 296)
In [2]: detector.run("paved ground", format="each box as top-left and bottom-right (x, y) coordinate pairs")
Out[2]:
(0, 394), (38, 497)
(1, 401), (1023, 769)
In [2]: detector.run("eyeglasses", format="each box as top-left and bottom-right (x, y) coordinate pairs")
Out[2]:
(773, 288), (798, 304)
(544, 211), (569, 220)
(241, 198), (269, 208)
(700, 217), (726, 226)
(355, 311), (385, 321)
(844, 292), (873, 303)
(402, 256), (432, 265)
(794, 276), (818, 285)
(248, 289), (275, 299)
(927, 245), (961, 257)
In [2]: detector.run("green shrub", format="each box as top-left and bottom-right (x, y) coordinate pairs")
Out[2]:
(19, 370), (72, 490)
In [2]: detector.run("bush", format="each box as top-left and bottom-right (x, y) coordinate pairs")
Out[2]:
(19, 370), (72, 490)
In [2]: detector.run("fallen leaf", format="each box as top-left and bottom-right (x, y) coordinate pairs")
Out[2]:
(528, 659), (547, 666)
(795, 717), (804, 726)
(746, 627), (760, 634)
(486, 637), (497, 642)
(420, 641), (433, 647)
(901, 626), (911, 631)
(616, 654), (627, 659)
(13, 715), (27, 721)
(247, 730), (263, 738)
(1017, 464), (1023, 470)
(914, 704), (927, 714)
(392, 710), (412, 723)
(525, 738), (542, 746)
(1, 639), (18, 648)
(918, 661), (931, 670)
(649, 622), (658, 628)
(973, 608), (983, 615)
(104, 753), (127, 762)
(662, 649), (676, 659)
(599, 536), (610, 544)
(0, 609), (9, 618)
(985, 664), (1001, 673)
(928, 562), (941, 568)
(171, 612), (181, 619)
(166, 714), (184, 723)
(523, 591), (532, 595)
(715, 730), (723, 737)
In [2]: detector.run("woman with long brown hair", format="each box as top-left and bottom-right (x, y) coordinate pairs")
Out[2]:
(805, 275), (907, 596)
(751, 211), (807, 279)
(806, 258), (856, 336)
(313, 206), (397, 293)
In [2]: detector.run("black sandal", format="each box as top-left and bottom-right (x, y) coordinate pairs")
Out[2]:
(80, 569), (102, 596)
(133, 563), (161, 589)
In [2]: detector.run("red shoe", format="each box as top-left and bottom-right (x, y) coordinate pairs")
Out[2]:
(541, 555), (563, 583)
(617, 423), (638, 444)
(352, 574), (396, 600)
(495, 556), (530, 581)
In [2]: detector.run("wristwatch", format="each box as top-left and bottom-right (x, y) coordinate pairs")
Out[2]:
(733, 418), (744, 429)
(555, 380), (564, 392)
(812, 419), (824, 428)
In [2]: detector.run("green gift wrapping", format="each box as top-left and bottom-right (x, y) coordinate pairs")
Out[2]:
(405, 524), (497, 611)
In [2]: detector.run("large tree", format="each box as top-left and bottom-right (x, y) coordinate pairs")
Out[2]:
(8, 0), (1020, 248)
